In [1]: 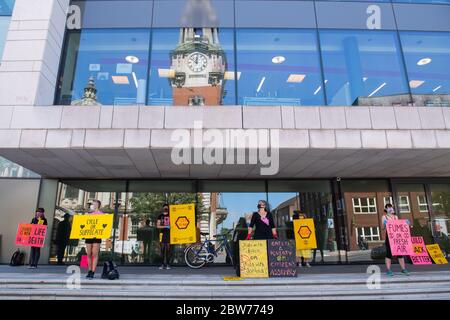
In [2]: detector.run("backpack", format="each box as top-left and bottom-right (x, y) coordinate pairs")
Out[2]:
(10, 250), (25, 266)
(101, 260), (120, 280)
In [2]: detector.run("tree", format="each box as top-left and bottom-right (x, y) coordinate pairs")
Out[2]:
(129, 192), (204, 222)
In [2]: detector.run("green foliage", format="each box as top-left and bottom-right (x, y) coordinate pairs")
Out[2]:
(129, 192), (204, 222)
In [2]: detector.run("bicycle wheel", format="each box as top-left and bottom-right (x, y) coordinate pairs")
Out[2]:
(185, 244), (207, 269)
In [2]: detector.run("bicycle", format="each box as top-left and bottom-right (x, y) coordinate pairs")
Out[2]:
(184, 231), (234, 269)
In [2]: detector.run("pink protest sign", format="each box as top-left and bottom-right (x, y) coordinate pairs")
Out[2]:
(15, 223), (32, 246)
(386, 219), (412, 256)
(410, 236), (432, 265)
(15, 224), (47, 248)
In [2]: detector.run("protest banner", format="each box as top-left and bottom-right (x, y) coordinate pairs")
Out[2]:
(15, 224), (47, 248)
(410, 236), (432, 265)
(70, 214), (113, 239)
(293, 218), (317, 250)
(239, 240), (269, 278)
(267, 239), (297, 277)
(386, 219), (412, 256)
(170, 204), (197, 245)
(426, 244), (448, 264)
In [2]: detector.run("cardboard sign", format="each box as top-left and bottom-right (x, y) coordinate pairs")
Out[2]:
(239, 240), (269, 278)
(426, 244), (449, 264)
(386, 219), (412, 256)
(268, 239), (297, 277)
(170, 204), (197, 245)
(293, 218), (317, 250)
(15, 224), (47, 248)
(70, 214), (113, 239)
(410, 236), (432, 265)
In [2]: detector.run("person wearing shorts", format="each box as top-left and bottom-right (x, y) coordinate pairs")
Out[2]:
(382, 204), (410, 277)
(85, 200), (103, 279)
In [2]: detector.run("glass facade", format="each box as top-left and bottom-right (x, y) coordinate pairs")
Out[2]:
(0, 0), (14, 59)
(54, 0), (450, 106)
(48, 178), (450, 265)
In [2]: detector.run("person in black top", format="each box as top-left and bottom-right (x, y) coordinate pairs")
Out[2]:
(29, 208), (48, 269)
(246, 200), (277, 240)
(55, 213), (71, 265)
(156, 204), (171, 270)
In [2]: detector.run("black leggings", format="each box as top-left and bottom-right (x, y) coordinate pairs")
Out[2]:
(160, 243), (171, 266)
(29, 247), (41, 266)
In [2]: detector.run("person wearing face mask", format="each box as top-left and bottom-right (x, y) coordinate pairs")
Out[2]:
(28, 208), (48, 269)
(382, 204), (409, 276)
(156, 204), (171, 270)
(247, 200), (277, 240)
(85, 200), (103, 279)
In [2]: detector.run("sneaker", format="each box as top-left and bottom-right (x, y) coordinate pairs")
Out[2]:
(158, 265), (164, 270)
(86, 271), (93, 278)
(28, 265), (33, 269)
(89, 272), (95, 279)
(401, 269), (410, 276)
(165, 265), (171, 270)
(386, 270), (394, 277)
(305, 263), (311, 268)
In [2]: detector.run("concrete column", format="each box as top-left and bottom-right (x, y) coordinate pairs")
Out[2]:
(36, 179), (59, 264)
(0, 0), (70, 106)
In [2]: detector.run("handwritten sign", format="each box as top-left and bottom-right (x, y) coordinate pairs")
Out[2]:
(386, 220), (412, 256)
(15, 224), (47, 248)
(293, 218), (317, 250)
(70, 214), (113, 239)
(239, 240), (269, 278)
(410, 236), (432, 265)
(170, 204), (197, 245)
(426, 244), (448, 264)
(268, 239), (297, 277)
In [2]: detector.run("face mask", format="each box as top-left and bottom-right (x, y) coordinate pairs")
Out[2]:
(163, 208), (169, 214)
(90, 205), (95, 211)
(387, 207), (394, 214)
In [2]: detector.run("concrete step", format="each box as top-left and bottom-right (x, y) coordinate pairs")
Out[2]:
(1, 271), (450, 299)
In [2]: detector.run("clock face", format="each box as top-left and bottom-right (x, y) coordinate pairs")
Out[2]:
(187, 52), (208, 72)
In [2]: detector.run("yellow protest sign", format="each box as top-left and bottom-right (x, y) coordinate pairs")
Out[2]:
(239, 240), (269, 278)
(426, 244), (449, 264)
(170, 204), (197, 245)
(70, 214), (113, 239)
(294, 218), (317, 250)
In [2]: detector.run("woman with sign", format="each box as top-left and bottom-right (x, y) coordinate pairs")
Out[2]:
(157, 204), (171, 270)
(85, 200), (103, 279)
(28, 208), (48, 269)
(246, 200), (277, 240)
(382, 204), (409, 276)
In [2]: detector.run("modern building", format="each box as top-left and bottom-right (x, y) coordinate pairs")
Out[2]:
(0, 0), (449, 266)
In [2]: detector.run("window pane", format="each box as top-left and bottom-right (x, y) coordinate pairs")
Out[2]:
(394, 0), (450, 6)
(0, 156), (39, 178)
(236, 29), (324, 106)
(0, 16), (10, 59)
(320, 30), (409, 106)
(399, 32), (450, 100)
(57, 29), (151, 105)
(148, 28), (236, 106)
(0, 0), (14, 15)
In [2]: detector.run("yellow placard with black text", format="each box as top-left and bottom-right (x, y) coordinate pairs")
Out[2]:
(294, 218), (317, 250)
(170, 204), (197, 245)
(426, 244), (448, 264)
(239, 240), (269, 278)
(70, 214), (113, 239)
